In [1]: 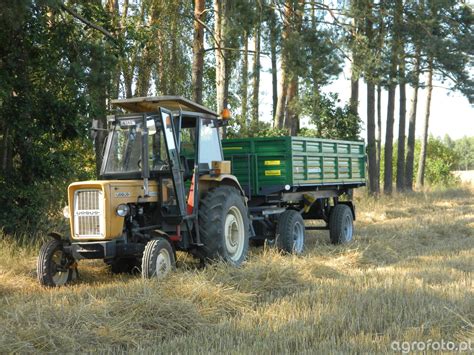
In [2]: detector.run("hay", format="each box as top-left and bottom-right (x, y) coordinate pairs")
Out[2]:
(0, 186), (473, 352)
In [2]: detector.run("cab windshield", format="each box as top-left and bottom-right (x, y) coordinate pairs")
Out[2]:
(103, 117), (170, 175)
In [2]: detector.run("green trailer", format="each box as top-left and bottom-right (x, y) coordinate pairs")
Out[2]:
(222, 136), (366, 251)
(222, 136), (365, 196)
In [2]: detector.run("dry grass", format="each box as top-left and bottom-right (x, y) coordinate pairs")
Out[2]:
(0, 186), (473, 353)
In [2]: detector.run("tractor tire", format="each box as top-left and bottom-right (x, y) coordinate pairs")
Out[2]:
(275, 210), (305, 254)
(37, 239), (76, 287)
(198, 186), (249, 266)
(141, 237), (176, 279)
(108, 258), (141, 274)
(329, 204), (354, 244)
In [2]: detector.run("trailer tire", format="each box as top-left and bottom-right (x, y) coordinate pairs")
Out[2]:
(141, 237), (176, 279)
(276, 210), (305, 254)
(37, 239), (76, 287)
(199, 186), (249, 266)
(329, 204), (353, 244)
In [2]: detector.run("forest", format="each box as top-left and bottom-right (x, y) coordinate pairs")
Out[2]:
(0, 0), (473, 235)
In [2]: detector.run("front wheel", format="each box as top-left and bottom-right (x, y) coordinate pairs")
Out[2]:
(199, 186), (249, 266)
(142, 237), (176, 279)
(37, 239), (76, 287)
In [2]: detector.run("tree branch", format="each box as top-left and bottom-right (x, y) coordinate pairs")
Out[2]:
(60, 4), (117, 43)
(193, 15), (224, 58)
(204, 47), (270, 56)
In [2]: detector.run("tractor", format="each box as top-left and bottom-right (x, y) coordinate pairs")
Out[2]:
(37, 96), (249, 286)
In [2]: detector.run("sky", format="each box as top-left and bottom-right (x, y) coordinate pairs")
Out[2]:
(253, 55), (473, 143)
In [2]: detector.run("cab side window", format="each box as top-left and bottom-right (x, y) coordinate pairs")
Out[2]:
(198, 119), (223, 168)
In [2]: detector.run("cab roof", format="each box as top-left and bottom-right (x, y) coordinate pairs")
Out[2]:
(111, 96), (219, 117)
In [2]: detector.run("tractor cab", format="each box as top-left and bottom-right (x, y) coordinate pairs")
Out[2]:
(101, 96), (226, 219)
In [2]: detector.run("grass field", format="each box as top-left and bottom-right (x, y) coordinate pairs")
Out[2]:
(0, 187), (473, 353)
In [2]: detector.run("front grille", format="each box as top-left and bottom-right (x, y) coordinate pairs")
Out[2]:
(73, 189), (104, 238)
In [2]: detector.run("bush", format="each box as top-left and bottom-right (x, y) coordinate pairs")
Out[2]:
(381, 136), (460, 188)
(0, 139), (95, 236)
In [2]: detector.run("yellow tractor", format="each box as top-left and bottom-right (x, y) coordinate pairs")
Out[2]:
(37, 96), (249, 286)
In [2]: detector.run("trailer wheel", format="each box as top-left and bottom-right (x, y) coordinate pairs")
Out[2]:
(329, 204), (353, 244)
(199, 186), (249, 266)
(37, 239), (76, 287)
(276, 210), (305, 254)
(142, 237), (176, 279)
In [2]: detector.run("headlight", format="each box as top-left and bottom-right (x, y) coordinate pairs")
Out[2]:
(63, 205), (70, 219)
(116, 204), (130, 217)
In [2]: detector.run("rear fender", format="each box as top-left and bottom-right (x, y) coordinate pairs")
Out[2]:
(198, 174), (246, 201)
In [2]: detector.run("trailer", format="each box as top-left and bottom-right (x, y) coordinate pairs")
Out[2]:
(223, 136), (366, 252)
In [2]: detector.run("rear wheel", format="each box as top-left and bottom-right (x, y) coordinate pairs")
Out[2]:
(199, 186), (249, 266)
(37, 239), (76, 287)
(329, 204), (353, 244)
(142, 237), (176, 279)
(276, 210), (305, 254)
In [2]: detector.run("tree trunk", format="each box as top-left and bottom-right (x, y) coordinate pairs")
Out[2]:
(91, 0), (108, 176)
(192, 0), (205, 104)
(367, 82), (377, 194)
(274, 0), (291, 129)
(135, 46), (152, 96)
(375, 0), (384, 192)
(274, 75), (287, 129)
(280, 0), (303, 133)
(285, 78), (298, 135)
(383, 0), (402, 194)
(251, 24), (260, 124)
(405, 48), (420, 191)
(365, 3), (377, 195)
(396, 58), (406, 192)
(376, 84), (382, 191)
(269, 8), (278, 120)
(1, 126), (11, 174)
(214, 0), (227, 115)
(241, 33), (249, 126)
(349, 0), (360, 116)
(350, 75), (359, 115)
(384, 84), (396, 194)
(106, 0), (120, 101)
(416, 58), (433, 189)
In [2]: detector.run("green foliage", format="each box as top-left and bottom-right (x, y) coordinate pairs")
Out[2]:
(299, 93), (362, 141)
(0, 2), (104, 235)
(453, 136), (474, 171)
(422, 137), (460, 186)
(382, 136), (460, 187)
(227, 92), (361, 141)
(226, 121), (288, 139)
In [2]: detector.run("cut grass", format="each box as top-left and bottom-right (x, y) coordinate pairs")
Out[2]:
(0, 186), (473, 352)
